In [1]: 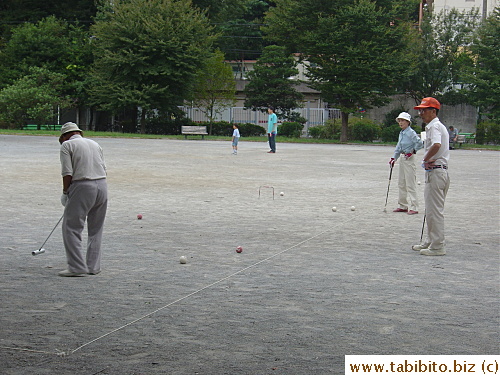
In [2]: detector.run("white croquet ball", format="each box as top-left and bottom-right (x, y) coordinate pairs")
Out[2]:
(280, 192), (284, 196)
(351, 206), (356, 211)
(332, 207), (337, 212)
(179, 256), (187, 264)
(418, 181), (421, 185)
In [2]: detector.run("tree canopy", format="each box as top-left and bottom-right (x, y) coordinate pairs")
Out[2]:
(191, 0), (247, 23)
(88, 0), (216, 132)
(464, 8), (500, 121)
(264, 0), (418, 141)
(0, 0), (97, 39)
(0, 67), (70, 127)
(244, 45), (303, 118)
(403, 7), (480, 105)
(0, 16), (91, 89)
(192, 49), (236, 132)
(214, 0), (273, 61)
(0, 0), (497, 132)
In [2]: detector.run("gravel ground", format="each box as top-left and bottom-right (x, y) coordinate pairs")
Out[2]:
(0, 135), (498, 375)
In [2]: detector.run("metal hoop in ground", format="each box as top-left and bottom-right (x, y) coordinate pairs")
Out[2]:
(258, 185), (275, 200)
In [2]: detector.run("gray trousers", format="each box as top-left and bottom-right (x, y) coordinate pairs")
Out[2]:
(62, 179), (108, 273)
(423, 169), (450, 250)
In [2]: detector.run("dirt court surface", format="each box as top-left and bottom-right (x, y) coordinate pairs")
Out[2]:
(0, 135), (498, 374)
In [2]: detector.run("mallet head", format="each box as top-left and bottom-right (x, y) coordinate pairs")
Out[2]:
(32, 248), (46, 256)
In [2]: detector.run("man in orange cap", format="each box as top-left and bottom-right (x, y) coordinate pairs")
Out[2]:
(412, 98), (450, 256)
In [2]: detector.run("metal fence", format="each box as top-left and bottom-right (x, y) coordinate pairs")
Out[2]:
(180, 106), (341, 133)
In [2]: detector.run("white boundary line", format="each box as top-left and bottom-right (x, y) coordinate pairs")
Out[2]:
(3, 215), (358, 357)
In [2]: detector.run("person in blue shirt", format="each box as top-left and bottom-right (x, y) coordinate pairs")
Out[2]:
(267, 106), (278, 153)
(389, 112), (424, 215)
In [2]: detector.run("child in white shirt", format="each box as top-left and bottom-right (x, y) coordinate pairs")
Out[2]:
(232, 124), (240, 155)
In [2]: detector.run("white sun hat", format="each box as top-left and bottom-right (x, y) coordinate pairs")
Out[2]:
(60, 122), (83, 135)
(396, 112), (412, 123)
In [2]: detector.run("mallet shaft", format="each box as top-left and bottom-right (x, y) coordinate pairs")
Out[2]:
(32, 214), (64, 256)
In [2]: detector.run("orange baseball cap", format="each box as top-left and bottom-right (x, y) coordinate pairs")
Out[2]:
(414, 97), (441, 110)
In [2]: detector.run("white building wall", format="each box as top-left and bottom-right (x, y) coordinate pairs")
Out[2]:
(431, 0), (498, 17)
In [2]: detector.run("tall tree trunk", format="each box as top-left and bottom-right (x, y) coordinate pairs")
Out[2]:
(340, 111), (349, 142)
(140, 107), (146, 134)
(208, 105), (214, 135)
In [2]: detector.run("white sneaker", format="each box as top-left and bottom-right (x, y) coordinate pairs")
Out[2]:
(420, 248), (446, 256)
(412, 244), (428, 251)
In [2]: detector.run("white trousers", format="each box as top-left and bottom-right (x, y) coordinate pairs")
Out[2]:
(423, 169), (450, 250)
(62, 179), (108, 273)
(397, 155), (419, 211)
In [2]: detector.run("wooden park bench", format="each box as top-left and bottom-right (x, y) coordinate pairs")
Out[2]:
(456, 134), (466, 148)
(459, 133), (475, 144)
(23, 124), (62, 131)
(181, 125), (208, 140)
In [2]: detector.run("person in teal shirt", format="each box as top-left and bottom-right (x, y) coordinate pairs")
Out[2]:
(267, 106), (278, 153)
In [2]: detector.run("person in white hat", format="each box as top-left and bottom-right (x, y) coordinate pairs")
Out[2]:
(58, 122), (108, 276)
(388, 112), (424, 215)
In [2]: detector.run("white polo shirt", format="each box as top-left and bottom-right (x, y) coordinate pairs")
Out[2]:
(425, 117), (450, 167)
(60, 135), (107, 180)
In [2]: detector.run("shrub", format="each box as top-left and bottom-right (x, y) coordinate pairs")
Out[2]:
(145, 112), (193, 134)
(286, 111), (307, 124)
(349, 118), (381, 142)
(308, 119), (342, 139)
(192, 121), (233, 136)
(308, 125), (324, 139)
(476, 121), (500, 144)
(238, 123), (266, 137)
(279, 121), (304, 137)
(380, 124), (401, 142)
(205, 121), (233, 136)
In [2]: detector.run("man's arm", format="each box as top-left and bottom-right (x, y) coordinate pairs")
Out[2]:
(422, 143), (441, 168)
(62, 175), (73, 193)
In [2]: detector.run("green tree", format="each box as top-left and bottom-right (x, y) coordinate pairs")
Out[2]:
(192, 50), (236, 134)
(0, 67), (70, 128)
(0, 16), (91, 89)
(244, 45), (303, 118)
(88, 0), (216, 133)
(463, 8), (499, 122)
(264, 0), (418, 142)
(404, 7), (480, 105)
(214, 1), (273, 61)
(0, 15), (93, 120)
(191, 0), (247, 23)
(216, 19), (267, 62)
(0, 0), (97, 38)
